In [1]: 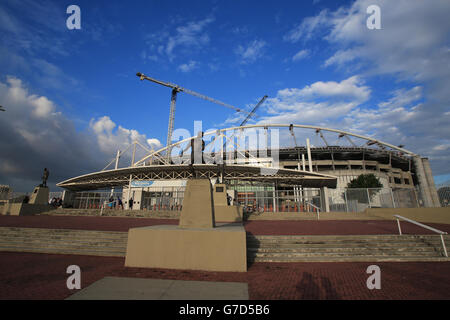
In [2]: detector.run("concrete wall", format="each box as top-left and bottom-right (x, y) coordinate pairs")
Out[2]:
(2, 202), (54, 216)
(214, 206), (243, 223)
(365, 207), (450, 224)
(125, 225), (247, 272)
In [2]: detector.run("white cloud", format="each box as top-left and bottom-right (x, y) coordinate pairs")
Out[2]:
(343, 86), (423, 133)
(235, 40), (267, 64)
(318, 0), (450, 85)
(147, 138), (162, 149)
(89, 116), (162, 156)
(291, 76), (370, 102)
(145, 16), (215, 61)
(239, 76), (371, 125)
(283, 9), (329, 43)
(178, 60), (198, 73)
(0, 76), (161, 191)
(292, 49), (310, 61)
(282, 0), (450, 176)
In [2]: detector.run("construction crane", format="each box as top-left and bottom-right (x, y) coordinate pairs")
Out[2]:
(219, 95), (268, 152)
(136, 72), (249, 160)
(239, 95), (268, 126)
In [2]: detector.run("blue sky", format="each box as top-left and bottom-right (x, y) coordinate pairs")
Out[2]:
(0, 0), (449, 191)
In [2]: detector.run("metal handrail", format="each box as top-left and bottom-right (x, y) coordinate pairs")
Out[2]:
(394, 215), (448, 257)
(305, 201), (321, 220)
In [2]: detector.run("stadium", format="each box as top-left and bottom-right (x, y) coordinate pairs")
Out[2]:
(56, 124), (442, 214)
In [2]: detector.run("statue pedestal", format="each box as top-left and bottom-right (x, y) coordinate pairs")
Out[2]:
(213, 183), (243, 223)
(179, 179), (215, 228)
(29, 186), (49, 205)
(2, 185), (51, 215)
(125, 179), (247, 272)
(124, 224), (247, 272)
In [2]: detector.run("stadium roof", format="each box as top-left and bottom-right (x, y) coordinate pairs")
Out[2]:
(57, 164), (337, 191)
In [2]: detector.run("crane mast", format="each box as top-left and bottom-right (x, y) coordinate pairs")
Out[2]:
(136, 72), (249, 161)
(240, 95), (268, 126)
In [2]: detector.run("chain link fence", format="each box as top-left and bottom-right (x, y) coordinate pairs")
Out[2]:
(328, 188), (418, 212)
(232, 185), (321, 213)
(65, 186), (420, 213)
(437, 186), (450, 207)
(141, 187), (185, 211)
(73, 191), (124, 209)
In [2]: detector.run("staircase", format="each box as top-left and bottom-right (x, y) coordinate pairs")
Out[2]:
(1, 227), (449, 262)
(0, 227), (128, 257)
(247, 234), (450, 262)
(39, 208), (180, 219)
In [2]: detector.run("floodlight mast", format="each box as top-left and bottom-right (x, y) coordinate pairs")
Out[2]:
(136, 72), (249, 161)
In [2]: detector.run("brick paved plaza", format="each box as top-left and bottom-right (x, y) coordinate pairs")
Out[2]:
(0, 215), (449, 300)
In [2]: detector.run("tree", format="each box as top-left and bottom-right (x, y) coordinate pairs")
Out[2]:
(347, 174), (383, 189)
(343, 174), (383, 203)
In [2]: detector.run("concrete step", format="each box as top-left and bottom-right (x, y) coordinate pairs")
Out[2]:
(0, 238), (127, 249)
(247, 246), (440, 253)
(247, 242), (439, 249)
(249, 250), (441, 258)
(247, 234), (450, 242)
(0, 227), (128, 257)
(0, 227), (128, 239)
(246, 234), (449, 262)
(250, 256), (450, 262)
(40, 208), (180, 218)
(0, 233), (128, 243)
(247, 237), (449, 247)
(0, 241), (126, 253)
(0, 245), (126, 257)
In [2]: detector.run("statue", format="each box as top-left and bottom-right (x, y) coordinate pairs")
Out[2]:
(190, 131), (205, 165)
(190, 132), (205, 178)
(41, 168), (49, 187)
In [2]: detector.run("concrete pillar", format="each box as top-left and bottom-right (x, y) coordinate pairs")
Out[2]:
(421, 158), (441, 207)
(306, 139), (313, 172)
(320, 187), (330, 212)
(133, 189), (143, 210)
(413, 156), (433, 207)
(301, 154), (306, 171)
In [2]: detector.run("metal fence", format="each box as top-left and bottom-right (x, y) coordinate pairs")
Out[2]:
(232, 185), (321, 213)
(141, 187), (185, 211)
(328, 188), (418, 212)
(73, 191), (124, 209)
(62, 185), (420, 213)
(437, 186), (450, 207)
(70, 188), (185, 211)
(49, 192), (64, 201)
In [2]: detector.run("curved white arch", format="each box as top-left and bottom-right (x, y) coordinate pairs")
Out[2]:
(132, 124), (416, 167)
